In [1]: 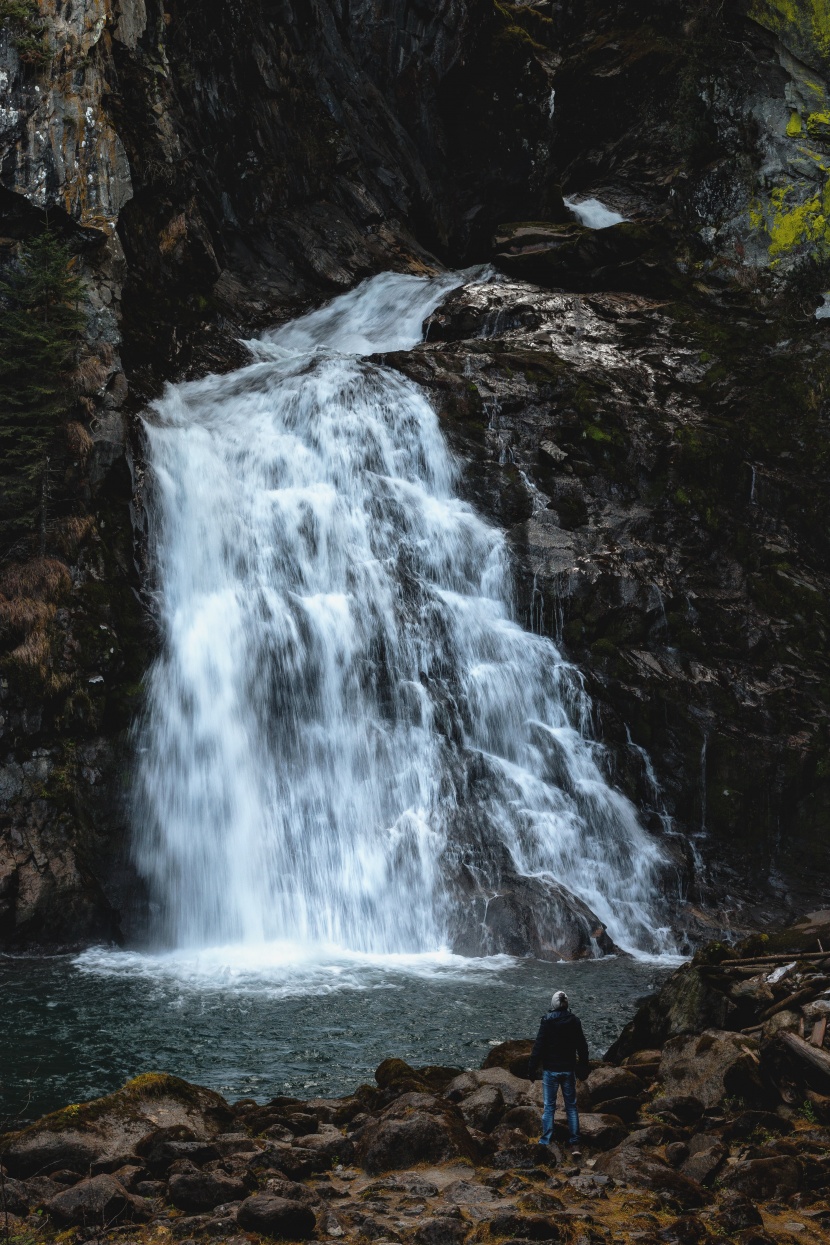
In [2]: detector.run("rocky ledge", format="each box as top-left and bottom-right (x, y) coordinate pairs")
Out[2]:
(2, 918), (830, 1245)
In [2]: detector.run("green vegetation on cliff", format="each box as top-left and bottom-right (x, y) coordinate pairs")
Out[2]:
(0, 230), (84, 551)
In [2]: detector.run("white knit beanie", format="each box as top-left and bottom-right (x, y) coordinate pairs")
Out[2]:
(551, 990), (568, 1010)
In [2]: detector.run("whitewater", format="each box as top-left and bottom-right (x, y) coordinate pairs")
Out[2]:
(87, 268), (678, 991)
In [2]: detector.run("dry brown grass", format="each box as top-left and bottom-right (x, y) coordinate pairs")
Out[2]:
(8, 630), (51, 672)
(0, 597), (55, 633)
(53, 514), (96, 557)
(65, 420), (94, 464)
(74, 351), (112, 393)
(0, 556), (71, 602)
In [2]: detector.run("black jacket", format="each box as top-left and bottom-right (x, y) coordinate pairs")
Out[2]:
(528, 1007), (590, 1077)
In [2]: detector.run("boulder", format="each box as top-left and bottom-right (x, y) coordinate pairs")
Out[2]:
(167, 1169), (247, 1212)
(720, 1156), (802, 1199)
(356, 1110), (476, 1174)
(451, 872), (617, 960)
(679, 1137), (726, 1186)
(585, 1066), (643, 1107)
(136, 1126), (220, 1174)
(593, 1096), (642, 1123)
(416, 1067), (465, 1093)
(489, 1139), (555, 1170)
(45, 1174), (135, 1226)
(712, 1191), (763, 1233)
(661, 1215), (709, 1245)
(237, 1194), (316, 1238)
(269, 1143), (330, 1179)
(445, 1067), (533, 1108)
(658, 1031), (763, 1109)
(761, 1010), (801, 1041)
(0, 1176), (30, 1215)
(650, 1095), (704, 1127)
(412, 1216), (469, 1245)
(294, 1128), (354, 1164)
(441, 1179), (501, 1207)
(481, 1041), (534, 1079)
(565, 1112), (627, 1150)
(460, 1085), (505, 1133)
(501, 1106), (541, 1137)
(1, 1075), (232, 1180)
(488, 1211), (562, 1240)
(1, 1134), (100, 1179)
(606, 967), (737, 1062)
(595, 1145), (707, 1207)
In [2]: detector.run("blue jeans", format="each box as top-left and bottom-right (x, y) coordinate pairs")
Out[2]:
(540, 1070), (579, 1146)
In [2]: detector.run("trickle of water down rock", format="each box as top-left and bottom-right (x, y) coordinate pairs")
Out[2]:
(134, 270), (677, 963)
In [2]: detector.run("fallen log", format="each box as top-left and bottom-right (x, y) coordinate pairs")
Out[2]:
(724, 951), (829, 967)
(779, 1032), (830, 1092)
(759, 988), (817, 1021)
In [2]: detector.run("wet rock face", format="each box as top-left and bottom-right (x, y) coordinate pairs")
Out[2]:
(392, 273), (830, 926)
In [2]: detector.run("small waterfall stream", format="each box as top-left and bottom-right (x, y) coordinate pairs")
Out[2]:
(133, 270), (676, 960)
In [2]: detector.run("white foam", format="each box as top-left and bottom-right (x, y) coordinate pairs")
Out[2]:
(74, 943), (516, 999)
(564, 197), (627, 230)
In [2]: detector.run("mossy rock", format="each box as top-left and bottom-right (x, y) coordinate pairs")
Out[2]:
(0, 1073), (234, 1178)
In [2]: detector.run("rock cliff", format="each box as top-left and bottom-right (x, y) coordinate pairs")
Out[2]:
(1, 0), (829, 947)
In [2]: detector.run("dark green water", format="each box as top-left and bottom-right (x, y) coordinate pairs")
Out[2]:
(0, 949), (674, 1124)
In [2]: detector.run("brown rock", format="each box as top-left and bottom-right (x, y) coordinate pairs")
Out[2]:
(482, 1040), (534, 1079)
(712, 1190), (763, 1233)
(720, 1155), (802, 1199)
(659, 1030), (763, 1109)
(650, 1095), (704, 1126)
(45, 1174), (135, 1226)
(585, 1065), (643, 1106)
(460, 1085), (505, 1133)
(1, 1134), (100, 1179)
(356, 1110), (476, 1174)
(167, 1168), (246, 1212)
(595, 1145), (707, 1207)
(569, 1112), (627, 1150)
(501, 1105), (541, 1136)
(237, 1194), (316, 1238)
(412, 1216), (469, 1245)
(595, 1095), (642, 1122)
(294, 1128), (354, 1164)
(0, 1177), (30, 1216)
(679, 1137), (725, 1186)
(488, 1211), (562, 1240)
(661, 1215), (709, 1244)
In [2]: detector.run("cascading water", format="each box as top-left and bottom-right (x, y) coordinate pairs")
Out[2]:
(133, 269), (676, 961)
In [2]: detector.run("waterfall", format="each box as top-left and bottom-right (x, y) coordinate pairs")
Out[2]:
(133, 269), (676, 959)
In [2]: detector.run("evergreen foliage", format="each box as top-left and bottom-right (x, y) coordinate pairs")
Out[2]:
(0, 230), (85, 550)
(0, 0), (50, 65)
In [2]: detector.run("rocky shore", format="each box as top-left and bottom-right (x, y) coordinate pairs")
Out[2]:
(3, 916), (830, 1245)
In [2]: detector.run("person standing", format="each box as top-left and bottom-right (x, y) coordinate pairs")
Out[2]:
(528, 989), (590, 1158)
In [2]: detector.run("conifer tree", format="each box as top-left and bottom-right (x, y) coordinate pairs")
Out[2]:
(0, 229), (85, 549)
